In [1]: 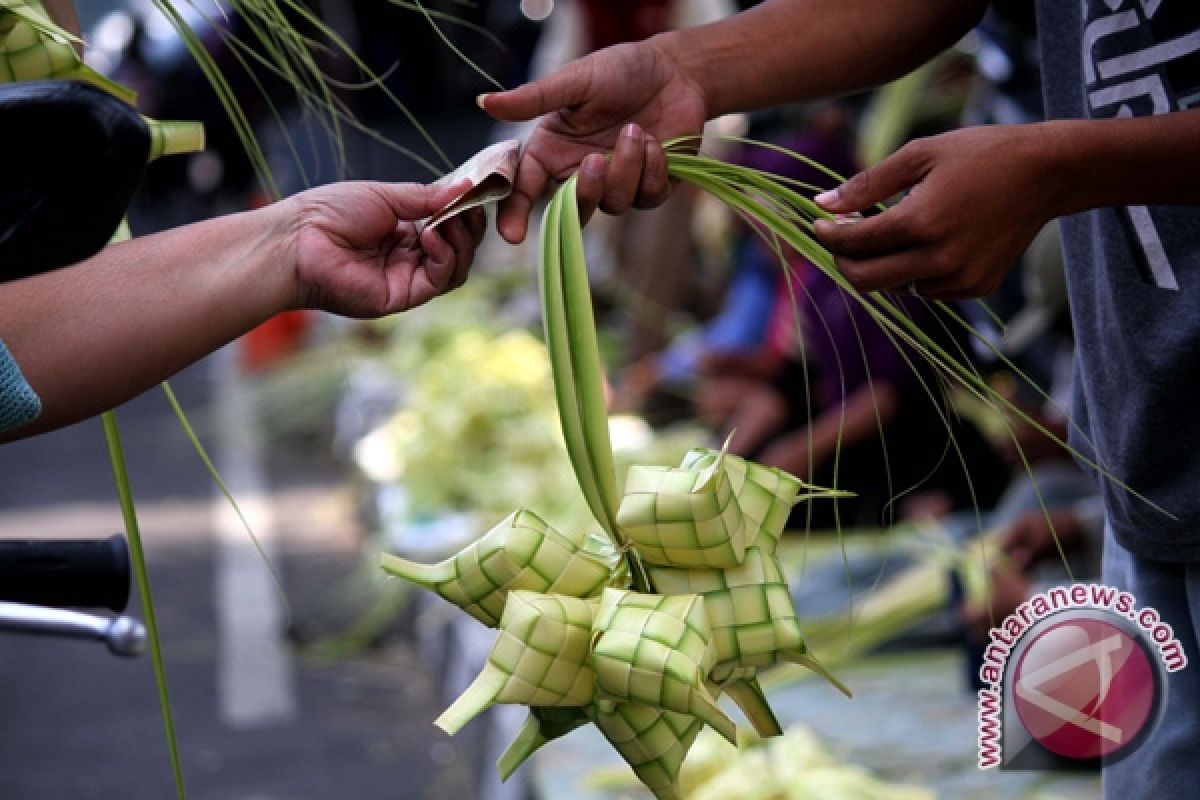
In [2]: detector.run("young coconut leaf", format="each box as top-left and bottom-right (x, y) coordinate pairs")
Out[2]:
(435, 591), (597, 735)
(380, 509), (619, 628)
(617, 458), (748, 569)
(496, 706), (592, 780)
(592, 702), (706, 800)
(591, 588), (735, 744)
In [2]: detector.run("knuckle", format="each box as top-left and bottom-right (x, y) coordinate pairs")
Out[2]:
(898, 137), (931, 166)
(602, 189), (634, 215)
(837, 259), (866, 287)
(843, 169), (871, 200)
(906, 208), (935, 239)
(929, 249), (957, 276)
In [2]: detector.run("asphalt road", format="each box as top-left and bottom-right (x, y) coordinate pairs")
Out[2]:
(0, 354), (478, 800)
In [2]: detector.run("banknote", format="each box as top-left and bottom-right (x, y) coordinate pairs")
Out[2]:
(426, 139), (521, 228)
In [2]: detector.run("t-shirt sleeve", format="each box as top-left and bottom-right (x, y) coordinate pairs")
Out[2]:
(0, 341), (41, 434)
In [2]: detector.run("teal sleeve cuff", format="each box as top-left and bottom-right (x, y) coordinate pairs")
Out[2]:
(0, 341), (41, 434)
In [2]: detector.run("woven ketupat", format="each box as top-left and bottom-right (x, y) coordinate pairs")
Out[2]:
(0, 0), (76, 83)
(591, 589), (735, 743)
(652, 546), (849, 695)
(617, 453), (747, 568)
(380, 509), (617, 627)
(593, 702), (705, 800)
(0, 0), (138, 104)
(680, 448), (804, 553)
(649, 547), (801, 679)
(435, 592), (596, 734)
(500, 702), (707, 800)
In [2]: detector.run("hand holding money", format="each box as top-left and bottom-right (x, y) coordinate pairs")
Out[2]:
(427, 139), (521, 228)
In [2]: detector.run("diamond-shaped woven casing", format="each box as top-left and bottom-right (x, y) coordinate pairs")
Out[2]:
(381, 509), (617, 627)
(593, 702), (705, 800)
(680, 448), (802, 554)
(0, 2), (78, 84)
(591, 589), (734, 743)
(617, 456), (747, 568)
(649, 547), (805, 681)
(434, 592), (596, 734)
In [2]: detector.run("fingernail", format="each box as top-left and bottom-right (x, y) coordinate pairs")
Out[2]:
(623, 123), (641, 140)
(814, 189), (837, 207)
(583, 154), (605, 175)
(476, 93), (491, 109)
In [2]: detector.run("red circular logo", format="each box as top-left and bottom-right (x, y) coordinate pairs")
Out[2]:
(1012, 616), (1158, 760)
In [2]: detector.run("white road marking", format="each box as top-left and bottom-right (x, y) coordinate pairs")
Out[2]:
(213, 347), (297, 727)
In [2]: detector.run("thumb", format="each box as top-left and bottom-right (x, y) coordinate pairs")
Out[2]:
(815, 142), (930, 213)
(478, 60), (590, 122)
(379, 179), (470, 221)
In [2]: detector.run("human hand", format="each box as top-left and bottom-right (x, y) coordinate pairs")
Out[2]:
(479, 38), (707, 243)
(962, 564), (1030, 639)
(997, 409), (1071, 466)
(1001, 508), (1081, 571)
(282, 181), (486, 318)
(812, 124), (1063, 299)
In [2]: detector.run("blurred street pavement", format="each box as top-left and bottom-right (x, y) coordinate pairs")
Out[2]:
(0, 349), (477, 800)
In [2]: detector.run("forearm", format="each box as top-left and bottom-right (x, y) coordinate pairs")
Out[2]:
(0, 205), (294, 438)
(656, 0), (989, 118)
(1038, 110), (1200, 216)
(808, 381), (899, 462)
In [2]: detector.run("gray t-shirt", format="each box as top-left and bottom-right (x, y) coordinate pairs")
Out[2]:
(1035, 0), (1200, 561)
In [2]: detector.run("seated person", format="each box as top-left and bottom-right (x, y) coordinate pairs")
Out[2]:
(700, 255), (1009, 530)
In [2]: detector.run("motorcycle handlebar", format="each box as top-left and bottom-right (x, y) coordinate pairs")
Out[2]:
(0, 535), (132, 612)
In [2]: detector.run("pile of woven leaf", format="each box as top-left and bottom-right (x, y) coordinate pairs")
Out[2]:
(664, 724), (934, 800)
(383, 444), (849, 800)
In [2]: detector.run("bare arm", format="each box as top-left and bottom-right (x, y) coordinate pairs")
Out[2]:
(662, 0), (988, 119)
(760, 381), (899, 478)
(1, 182), (484, 439)
(481, 0), (989, 242)
(813, 110), (1200, 297)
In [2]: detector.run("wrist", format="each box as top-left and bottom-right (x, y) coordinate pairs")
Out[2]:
(648, 30), (716, 121)
(1034, 120), (1099, 219)
(256, 196), (308, 313)
(1033, 113), (1200, 216)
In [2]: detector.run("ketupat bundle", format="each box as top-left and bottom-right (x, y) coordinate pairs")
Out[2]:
(380, 161), (863, 797)
(383, 442), (850, 799)
(398, 133), (1139, 796)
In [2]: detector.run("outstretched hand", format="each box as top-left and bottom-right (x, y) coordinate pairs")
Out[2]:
(283, 181), (486, 318)
(1001, 508), (1082, 571)
(480, 39), (707, 243)
(813, 125), (1062, 299)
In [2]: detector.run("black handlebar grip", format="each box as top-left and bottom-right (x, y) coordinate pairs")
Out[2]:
(0, 535), (132, 612)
